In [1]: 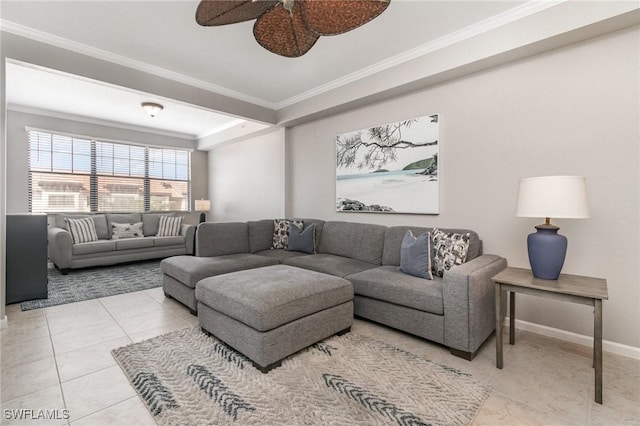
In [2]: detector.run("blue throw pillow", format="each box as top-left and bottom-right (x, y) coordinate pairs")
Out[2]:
(400, 230), (433, 280)
(286, 223), (316, 254)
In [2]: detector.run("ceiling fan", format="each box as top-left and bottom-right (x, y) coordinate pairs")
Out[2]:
(196, 0), (391, 58)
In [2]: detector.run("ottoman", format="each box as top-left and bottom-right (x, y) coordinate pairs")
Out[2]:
(161, 254), (279, 314)
(196, 264), (354, 372)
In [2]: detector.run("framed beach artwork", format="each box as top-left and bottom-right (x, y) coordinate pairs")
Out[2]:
(336, 114), (439, 214)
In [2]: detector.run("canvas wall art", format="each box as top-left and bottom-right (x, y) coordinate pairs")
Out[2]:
(336, 114), (439, 214)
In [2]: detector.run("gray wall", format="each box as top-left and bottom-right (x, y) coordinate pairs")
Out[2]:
(209, 128), (285, 221)
(283, 27), (639, 348)
(6, 110), (208, 225)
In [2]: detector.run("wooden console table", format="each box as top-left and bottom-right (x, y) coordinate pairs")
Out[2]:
(492, 267), (608, 404)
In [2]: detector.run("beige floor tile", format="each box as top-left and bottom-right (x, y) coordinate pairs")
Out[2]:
(62, 366), (136, 421)
(491, 358), (592, 425)
(114, 309), (188, 336)
(0, 385), (67, 426)
(44, 300), (103, 317)
(56, 336), (132, 383)
(127, 322), (192, 343)
(70, 396), (155, 426)
(164, 303), (199, 326)
(0, 357), (59, 403)
(1, 335), (54, 369)
(45, 308), (113, 336)
(0, 314), (50, 346)
(102, 297), (164, 322)
(472, 390), (581, 426)
(143, 287), (165, 302)
(588, 391), (640, 425)
(50, 321), (126, 355)
(98, 291), (154, 309)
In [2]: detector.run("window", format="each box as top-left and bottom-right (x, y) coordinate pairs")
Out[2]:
(28, 130), (191, 213)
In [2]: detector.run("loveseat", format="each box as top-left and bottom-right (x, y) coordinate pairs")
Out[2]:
(48, 213), (195, 274)
(162, 218), (507, 360)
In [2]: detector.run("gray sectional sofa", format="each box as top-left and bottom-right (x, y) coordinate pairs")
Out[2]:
(162, 218), (507, 360)
(48, 213), (195, 274)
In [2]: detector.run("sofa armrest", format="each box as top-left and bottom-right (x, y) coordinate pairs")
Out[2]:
(181, 224), (196, 255)
(442, 254), (508, 354)
(48, 227), (73, 269)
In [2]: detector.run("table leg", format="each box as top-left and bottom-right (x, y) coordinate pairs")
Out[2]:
(495, 283), (503, 369)
(510, 291), (516, 345)
(594, 299), (603, 404)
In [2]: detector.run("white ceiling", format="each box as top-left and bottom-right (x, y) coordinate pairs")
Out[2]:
(1, 1), (637, 143)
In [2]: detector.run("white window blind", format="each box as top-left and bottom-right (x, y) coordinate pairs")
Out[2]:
(28, 130), (191, 213)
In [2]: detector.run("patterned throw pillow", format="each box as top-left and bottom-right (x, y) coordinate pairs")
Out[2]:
(157, 216), (183, 237)
(111, 222), (144, 240)
(400, 230), (433, 280)
(272, 219), (304, 249)
(65, 217), (98, 244)
(431, 228), (471, 277)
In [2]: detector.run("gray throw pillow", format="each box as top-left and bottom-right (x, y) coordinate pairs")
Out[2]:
(400, 230), (433, 280)
(286, 223), (316, 254)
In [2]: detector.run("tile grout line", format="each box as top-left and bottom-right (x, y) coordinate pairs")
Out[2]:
(43, 309), (71, 426)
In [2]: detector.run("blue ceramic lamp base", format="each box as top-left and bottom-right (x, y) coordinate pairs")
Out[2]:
(527, 223), (567, 280)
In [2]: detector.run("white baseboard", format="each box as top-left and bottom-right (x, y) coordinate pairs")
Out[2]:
(0, 315), (7, 330)
(507, 318), (640, 360)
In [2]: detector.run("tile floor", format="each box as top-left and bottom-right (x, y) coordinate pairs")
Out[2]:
(1, 287), (638, 425)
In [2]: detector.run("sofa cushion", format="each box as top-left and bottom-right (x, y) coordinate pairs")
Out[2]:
(318, 221), (386, 265)
(111, 222), (144, 240)
(272, 219), (303, 249)
(286, 223), (316, 254)
(115, 237), (154, 250)
(157, 216), (183, 237)
(283, 253), (378, 278)
(107, 214), (142, 238)
(432, 228), (471, 278)
(54, 214), (109, 240)
(254, 249), (308, 262)
(196, 265), (353, 332)
(72, 240), (116, 255)
(383, 226), (482, 266)
(197, 222), (249, 256)
(161, 254), (279, 288)
(247, 219), (274, 253)
(347, 265), (444, 315)
(400, 230), (433, 280)
(142, 213), (175, 236)
(152, 236), (185, 247)
(65, 217), (98, 244)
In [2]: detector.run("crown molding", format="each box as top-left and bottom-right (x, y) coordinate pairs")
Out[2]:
(274, 0), (565, 109)
(0, 19), (277, 110)
(8, 104), (198, 141)
(1, 1), (563, 113)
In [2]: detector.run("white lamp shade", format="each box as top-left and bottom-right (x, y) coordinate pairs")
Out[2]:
(515, 176), (590, 219)
(194, 199), (211, 212)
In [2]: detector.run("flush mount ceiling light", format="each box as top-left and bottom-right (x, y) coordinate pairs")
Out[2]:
(141, 102), (164, 118)
(196, 0), (390, 58)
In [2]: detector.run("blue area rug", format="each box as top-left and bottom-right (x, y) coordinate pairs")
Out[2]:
(21, 260), (163, 311)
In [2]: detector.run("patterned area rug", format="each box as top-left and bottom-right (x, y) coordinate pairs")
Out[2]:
(21, 260), (163, 311)
(112, 327), (492, 426)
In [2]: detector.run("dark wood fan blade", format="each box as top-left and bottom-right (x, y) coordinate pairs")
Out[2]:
(196, 0), (277, 26)
(301, 0), (390, 36)
(253, 2), (319, 58)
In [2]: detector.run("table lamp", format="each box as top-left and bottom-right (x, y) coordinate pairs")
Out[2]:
(195, 199), (211, 223)
(515, 176), (589, 280)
